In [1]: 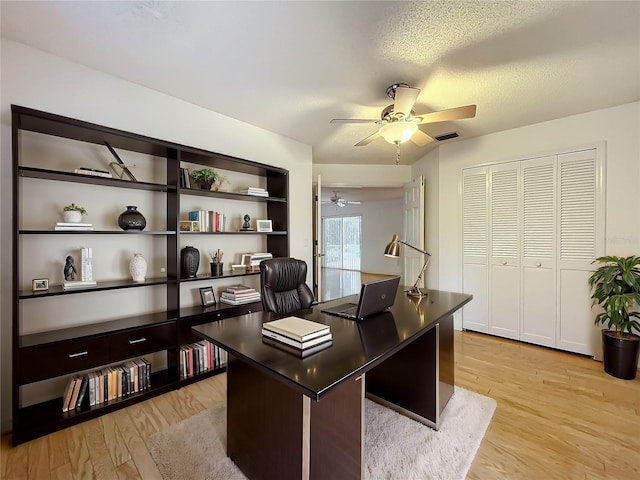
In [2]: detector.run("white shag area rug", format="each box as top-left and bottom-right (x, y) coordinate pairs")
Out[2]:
(148, 387), (496, 480)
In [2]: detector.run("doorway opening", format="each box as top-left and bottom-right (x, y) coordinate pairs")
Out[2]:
(322, 215), (362, 301)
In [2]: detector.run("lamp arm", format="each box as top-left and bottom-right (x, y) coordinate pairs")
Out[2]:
(412, 254), (431, 291)
(398, 240), (431, 257)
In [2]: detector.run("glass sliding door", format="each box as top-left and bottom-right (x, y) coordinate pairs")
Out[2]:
(323, 215), (361, 270)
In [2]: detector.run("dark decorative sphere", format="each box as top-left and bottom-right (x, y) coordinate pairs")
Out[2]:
(118, 206), (146, 230)
(181, 246), (200, 278)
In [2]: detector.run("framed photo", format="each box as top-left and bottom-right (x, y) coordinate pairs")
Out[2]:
(256, 219), (273, 232)
(32, 278), (49, 292)
(199, 286), (216, 306)
(180, 221), (200, 232)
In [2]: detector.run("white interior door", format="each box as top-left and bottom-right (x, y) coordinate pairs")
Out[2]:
(403, 176), (425, 289)
(312, 174), (323, 301)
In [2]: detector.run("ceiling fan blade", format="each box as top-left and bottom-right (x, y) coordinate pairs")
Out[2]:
(410, 129), (435, 146)
(355, 131), (380, 146)
(330, 118), (378, 124)
(414, 105), (477, 124)
(393, 86), (420, 116)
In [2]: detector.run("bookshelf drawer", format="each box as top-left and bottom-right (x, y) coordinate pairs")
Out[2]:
(109, 323), (176, 360)
(19, 338), (109, 384)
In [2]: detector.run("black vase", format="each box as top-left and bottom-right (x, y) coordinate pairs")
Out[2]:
(181, 246), (200, 278)
(118, 206), (146, 231)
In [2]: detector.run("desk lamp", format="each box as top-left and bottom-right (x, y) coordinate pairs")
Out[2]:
(384, 234), (431, 297)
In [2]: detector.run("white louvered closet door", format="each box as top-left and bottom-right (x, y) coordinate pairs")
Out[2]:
(462, 167), (489, 333)
(489, 163), (520, 340)
(557, 149), (604, 355)
(521, 156), (557, 347)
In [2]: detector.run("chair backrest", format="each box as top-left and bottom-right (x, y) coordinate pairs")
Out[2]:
(260, 258), (315, 314)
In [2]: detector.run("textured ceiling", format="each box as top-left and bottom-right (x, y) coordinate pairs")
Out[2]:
(2, 0), (639, 175)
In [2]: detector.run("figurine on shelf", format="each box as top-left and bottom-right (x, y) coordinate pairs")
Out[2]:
(64, 255), (77, 281)
(240, 214), (255, 232)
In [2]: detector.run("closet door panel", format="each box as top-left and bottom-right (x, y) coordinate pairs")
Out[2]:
(556, 149), (604, 355)
(521, 157), (556, 346)
(462, 168), (489, 332)
(489, 164), (520, 339)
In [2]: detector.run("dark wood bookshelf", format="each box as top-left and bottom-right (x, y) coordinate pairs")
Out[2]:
(11, 104), (287, 445)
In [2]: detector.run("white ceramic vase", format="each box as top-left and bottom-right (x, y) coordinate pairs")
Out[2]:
(62, 210), (83, 223)
(129, 253), (147, 283)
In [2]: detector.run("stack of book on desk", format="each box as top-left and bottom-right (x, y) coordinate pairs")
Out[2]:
(262, 316), (332, 357)
(220, 285), (261, 305)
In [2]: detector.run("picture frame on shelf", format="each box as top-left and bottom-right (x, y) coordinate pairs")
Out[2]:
(256, 219), (273, 232)
(32, 278), (49, 292)
(180, 221), (200, 232)
(199, 286), (216, 306)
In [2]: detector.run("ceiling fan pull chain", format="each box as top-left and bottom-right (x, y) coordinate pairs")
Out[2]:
(395, 142), (400, 165)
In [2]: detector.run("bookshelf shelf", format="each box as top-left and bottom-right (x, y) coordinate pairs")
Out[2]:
(11, 105), (288, 445)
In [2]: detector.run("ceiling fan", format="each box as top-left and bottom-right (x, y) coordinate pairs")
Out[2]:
(322, 191), (361, 208)
(331, 83), (476, 161)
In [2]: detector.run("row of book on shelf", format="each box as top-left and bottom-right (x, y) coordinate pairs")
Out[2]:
(220, 284), (261, 305)
(262, 316), (332, 357)
(180, 340), (227, 379)
(61, 358), (151, 413)
(185, 210), (225, 232)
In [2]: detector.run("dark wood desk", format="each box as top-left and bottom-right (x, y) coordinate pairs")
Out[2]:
(193, 288), (472, 480)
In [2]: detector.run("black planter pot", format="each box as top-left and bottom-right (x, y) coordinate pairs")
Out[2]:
(602, 330), (640, 380)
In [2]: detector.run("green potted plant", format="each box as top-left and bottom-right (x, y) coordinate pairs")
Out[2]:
(588, 255), (640, 379)
(62, 203), (87, 223)
(190, 168), (219, 190)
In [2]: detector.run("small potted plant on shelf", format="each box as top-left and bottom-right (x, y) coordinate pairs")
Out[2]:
(190, 168), (219, 190)
(62, 203), (87, 223)
(588, 255), (640, 380)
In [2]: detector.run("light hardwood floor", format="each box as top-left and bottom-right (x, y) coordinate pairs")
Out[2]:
(3, 331), (638, 479)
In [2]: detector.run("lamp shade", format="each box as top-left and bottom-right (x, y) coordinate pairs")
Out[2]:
(379, 121), (418, 144)
(384, 234), (401, 257)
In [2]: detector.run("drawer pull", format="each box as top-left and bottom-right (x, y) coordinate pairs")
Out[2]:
(68, 351), (88, 358)
(536, 263), (542, 268)
(129, 337), (147, 345)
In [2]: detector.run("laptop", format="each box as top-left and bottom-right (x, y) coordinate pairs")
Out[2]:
(321, 276), (401, 320)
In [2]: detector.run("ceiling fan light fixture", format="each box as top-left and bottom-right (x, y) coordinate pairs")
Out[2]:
(379, 121), (418, 144)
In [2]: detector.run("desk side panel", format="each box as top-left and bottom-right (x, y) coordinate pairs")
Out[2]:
(227, 356), (304, 480)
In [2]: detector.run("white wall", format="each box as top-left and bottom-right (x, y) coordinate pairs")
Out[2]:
(0, 39), (313, 432)
(321, 198), (403, 276)
(436, 101), (640, 328)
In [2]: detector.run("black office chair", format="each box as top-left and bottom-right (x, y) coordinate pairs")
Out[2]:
(260, 257), (315, 314)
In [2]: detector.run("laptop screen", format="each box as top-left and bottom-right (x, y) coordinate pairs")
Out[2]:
(355, 276), (401, 319)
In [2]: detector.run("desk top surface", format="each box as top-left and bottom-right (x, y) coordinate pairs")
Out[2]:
(193, 288), (472, 400)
